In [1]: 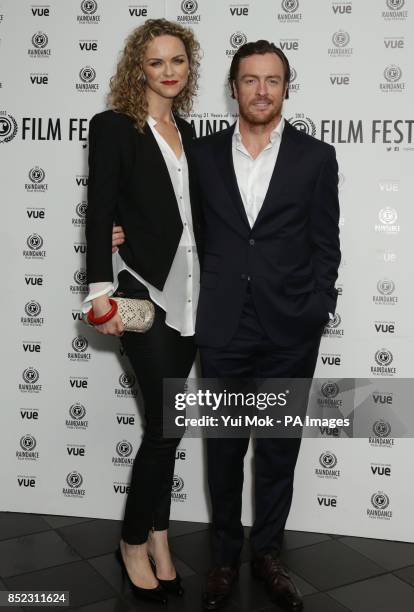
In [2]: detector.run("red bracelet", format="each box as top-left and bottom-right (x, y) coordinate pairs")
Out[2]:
(87, 298), (118, 326)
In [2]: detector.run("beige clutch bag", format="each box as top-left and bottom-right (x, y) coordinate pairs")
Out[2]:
(114, 297), (155, 333)
(84, 297), (155, 333)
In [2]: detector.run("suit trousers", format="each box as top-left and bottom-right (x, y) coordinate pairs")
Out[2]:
(199, 288), (322, 565)
(117, 272), (196, 544)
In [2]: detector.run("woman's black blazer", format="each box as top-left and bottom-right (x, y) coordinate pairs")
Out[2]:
(85, 109), (201, 289)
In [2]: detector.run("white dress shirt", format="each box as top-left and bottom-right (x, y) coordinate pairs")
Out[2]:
(232, 117), (284, 227)
(83, 115), (200, 337)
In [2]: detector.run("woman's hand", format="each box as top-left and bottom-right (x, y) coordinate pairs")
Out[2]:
(112, 224), (126, 253)
(91, 295), (124, 336)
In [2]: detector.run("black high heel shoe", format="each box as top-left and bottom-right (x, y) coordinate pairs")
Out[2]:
(115, 547), (168, 605)
(149, 556), (184, 597)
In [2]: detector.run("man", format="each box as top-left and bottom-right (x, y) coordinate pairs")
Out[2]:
(192, 41), (340, 612)
(112, 40), (340, 611)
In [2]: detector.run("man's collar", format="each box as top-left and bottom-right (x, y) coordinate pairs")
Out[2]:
(234, 116), (285, 144)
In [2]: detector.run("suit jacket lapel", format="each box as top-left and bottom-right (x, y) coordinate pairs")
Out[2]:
(214, 126), (250, 231)
(253, 121), (301, 228)
(139, 123), (182, 230)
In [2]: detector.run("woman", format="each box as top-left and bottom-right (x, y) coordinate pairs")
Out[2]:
(84, 19), (201, 603)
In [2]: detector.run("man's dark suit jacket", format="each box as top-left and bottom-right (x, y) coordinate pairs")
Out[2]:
(86, 110), (201, 289)
(192, 120), (341, 348)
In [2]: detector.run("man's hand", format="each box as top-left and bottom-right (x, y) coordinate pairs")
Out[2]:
(91, 295), (124, 336)
(112, 224), (126, 253)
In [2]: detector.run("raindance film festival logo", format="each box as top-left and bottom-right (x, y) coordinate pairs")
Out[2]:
(23, 234), (46, 260)
(72, 201), (87, 227)
(0, 111), (18, 143)
(178, 0), (201, 23)
(112, 440), (134, 467)
(68, 336), (91, 361)
(328, 30), (352, 56)
(278, 0), (302, 22)
(315, 451), (340, 479)
(19, 367), (42, 393)
(70, 269), (88, 294)
(380, 65), (405, 92)
(323, 313), (344, 337)
(115, 372), (137, 398)
(28, 31), (51, 57)
(371, 349), (396, 376)
(288, 114), (316, 137)
(288, 67), (300, 93)
(21, 301), (44, 326)
(66, 403), (88, 430)
(382, 0), (407, 20)
(63, 471), (86, 498)
(318, 381), (343, 408)
(16, 434), (39, 461)
(171, 475), (187, 502)
(77, 0), (100, 23)
(226, 31), (247, 56)
(373, 279), (398, 305)
(25, 166), (47, 192)
(76, 66), (99, 92)
(367, 491), (392, 520)
(370, 419), (395, 447)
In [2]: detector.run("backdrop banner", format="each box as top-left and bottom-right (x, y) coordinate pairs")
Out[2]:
(1, 0), (413, 542)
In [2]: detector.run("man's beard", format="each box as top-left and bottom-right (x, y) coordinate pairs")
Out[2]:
(239, 99), (282, 126)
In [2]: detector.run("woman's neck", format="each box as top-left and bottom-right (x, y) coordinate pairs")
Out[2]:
(146, 90), (174, 124)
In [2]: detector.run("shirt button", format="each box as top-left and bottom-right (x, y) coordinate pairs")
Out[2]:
(187, 249), (191, 253)
(188, 274), (192, 278)
(177, 168), (181, 172)
(249, 239), (255, 246)
(188, 299), (192, 303)
(184, 222), (187, 226)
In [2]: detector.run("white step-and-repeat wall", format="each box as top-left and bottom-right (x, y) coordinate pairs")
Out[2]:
(1, 0), (413, 541)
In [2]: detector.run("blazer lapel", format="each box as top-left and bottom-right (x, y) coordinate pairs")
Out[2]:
(139, 123), (182, 229)
(253, 121), (302, 228)
(214, 126), (251, 231)
(142, 122), (175, 186)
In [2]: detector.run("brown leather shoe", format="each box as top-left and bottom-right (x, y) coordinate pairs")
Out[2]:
(203, 566), (238, 610)
(251, 552), (303, 611)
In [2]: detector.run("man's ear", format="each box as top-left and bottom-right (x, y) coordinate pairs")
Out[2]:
(231, 80), (238, 101)
(283, 83), (289, 100)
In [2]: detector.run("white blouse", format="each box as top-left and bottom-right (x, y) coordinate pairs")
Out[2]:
(82, 115), (200, 337)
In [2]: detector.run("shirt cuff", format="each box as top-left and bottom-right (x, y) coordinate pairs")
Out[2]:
(82, 282), (115, 313)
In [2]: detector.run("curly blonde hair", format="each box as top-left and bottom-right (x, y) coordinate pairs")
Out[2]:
(108, 19), (201, 132)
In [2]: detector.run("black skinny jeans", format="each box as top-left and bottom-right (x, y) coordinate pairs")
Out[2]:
(117, 272), (196, 544)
